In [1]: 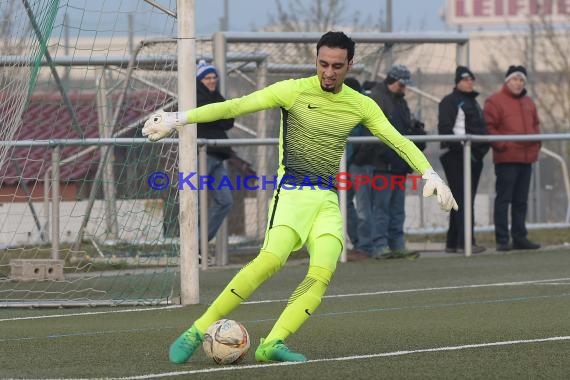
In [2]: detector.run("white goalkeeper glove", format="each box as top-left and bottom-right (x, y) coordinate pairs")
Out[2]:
(142, 111), (187, 142)
(422, 168), (459, 212)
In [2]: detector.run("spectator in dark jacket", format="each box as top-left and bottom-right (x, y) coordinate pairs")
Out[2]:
(351, 64), (425, 259)
(196, 60), (235, 241)
(484, 65), (541, 251)
(438, 66), (489, 254)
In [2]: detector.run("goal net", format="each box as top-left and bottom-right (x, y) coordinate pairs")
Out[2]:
(0, 0), (58, 177)
(0, 1), (467, 307)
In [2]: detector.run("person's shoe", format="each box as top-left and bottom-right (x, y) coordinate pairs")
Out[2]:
(255, 338), (307, 362)
(471, 244), (486, 254)
(372, 248), (393, 259)
(455, 245), (486, 254)
(169, 324), (204, 364)
(513, 238), (541, 250)
(347, 249), (369, 261)
(391, 249), (420, 260)
(496, 243), (512, 252)
(445, 247), (457, 253)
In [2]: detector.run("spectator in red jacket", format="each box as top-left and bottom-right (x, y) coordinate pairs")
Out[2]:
(483, 65), (541, 251)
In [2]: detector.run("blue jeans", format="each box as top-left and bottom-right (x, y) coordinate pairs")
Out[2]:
(205, 155), (234, 241)
(351, 165), (406, 254)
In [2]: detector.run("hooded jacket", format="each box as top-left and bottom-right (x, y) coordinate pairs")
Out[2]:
(196, 80), (235, 159)
(483, 85), (541, 164)
(438, 87), (489, 162)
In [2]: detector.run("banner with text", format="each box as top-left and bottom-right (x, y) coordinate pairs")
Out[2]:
(446, 0), (570, 26)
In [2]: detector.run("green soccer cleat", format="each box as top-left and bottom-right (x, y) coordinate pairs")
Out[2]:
(169, 324), (204, 364)
(255, 338), (307, 362)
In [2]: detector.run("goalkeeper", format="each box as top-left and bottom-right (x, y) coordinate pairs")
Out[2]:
(143, 31), (458, 364)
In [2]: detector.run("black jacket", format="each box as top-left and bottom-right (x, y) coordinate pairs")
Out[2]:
(352, 82), (425, 174)
(438, 88), (489, 162)
(196, 80), (235, 159)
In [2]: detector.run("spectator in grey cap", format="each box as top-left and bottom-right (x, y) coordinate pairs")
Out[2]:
(386, 64), (413, 86)
(350, 64), (425, 259)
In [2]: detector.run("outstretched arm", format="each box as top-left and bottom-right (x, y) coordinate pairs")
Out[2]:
(362, 97), (458, 212)
(142, 79), (297, 141)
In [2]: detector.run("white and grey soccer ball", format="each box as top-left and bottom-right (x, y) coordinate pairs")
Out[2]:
(202, 319), (250, 365)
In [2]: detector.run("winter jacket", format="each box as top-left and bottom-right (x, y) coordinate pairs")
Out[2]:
(438, 88), (489, 162)
(483, 85), (541, 164)
(352, 82), (425, 174)
(196, 80), (235, 159)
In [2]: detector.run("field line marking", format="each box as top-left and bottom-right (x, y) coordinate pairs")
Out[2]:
(0, 305), (181, 322)
(98, 335), (570, 379)
(243, 277), (570, 304)
(4, 291), (569, 343)
(3, 277), (570, 322)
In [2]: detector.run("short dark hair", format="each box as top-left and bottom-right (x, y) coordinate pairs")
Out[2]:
(316, 31), (355, 62)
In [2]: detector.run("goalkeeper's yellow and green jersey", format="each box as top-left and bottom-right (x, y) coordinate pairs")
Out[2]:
(185, 75), (431, 187)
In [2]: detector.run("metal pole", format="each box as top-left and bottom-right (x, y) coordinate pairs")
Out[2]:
(199, 145), (209, 270)
(339, 153), (347, 263)
(213, 32), (227, 94)
(528, 24), (541, 222)
(219, 0), (229, 31)
(96, 68), (119, 240)
(64, 13), (70, 91)
(457, 40), (469, 67)
(385, 0), (392, 32)
(384, 0), (393, 67)
(177, 0), (199, 305)
(463, 140), (472, 257)
(43, 171), (50, 241)
(213, 32), (230, 264)
(51, 146), (60, 259)
(255, 58), (269, 240)
(128, 13), (134, 55)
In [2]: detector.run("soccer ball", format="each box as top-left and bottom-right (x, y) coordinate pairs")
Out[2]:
(202, 319), (250, 365)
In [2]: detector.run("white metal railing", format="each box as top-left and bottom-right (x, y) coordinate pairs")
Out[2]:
(3, 133), (570, 261)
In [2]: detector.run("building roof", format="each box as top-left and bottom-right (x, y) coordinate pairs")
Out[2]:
(1, 92), (159, 186)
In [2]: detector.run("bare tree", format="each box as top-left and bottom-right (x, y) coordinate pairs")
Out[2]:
(482, 14), (570, 222)
(263, 0), (383, 64)
(269, 0), (357, 32)
(531, 16), (570, 135)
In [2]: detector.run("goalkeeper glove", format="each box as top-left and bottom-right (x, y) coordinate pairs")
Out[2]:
(422, 168), (459, 212)
(142, 111), (187, 142)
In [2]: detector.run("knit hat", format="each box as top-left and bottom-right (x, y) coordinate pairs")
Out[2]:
(387, 64), (413, 86)
(196, 60), (218, 80)
(505, 65), (527, 82)
(455, 66), (475, 84)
